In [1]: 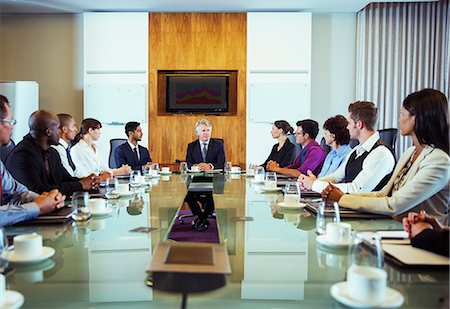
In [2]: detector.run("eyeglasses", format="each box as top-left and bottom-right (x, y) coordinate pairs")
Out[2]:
(1, 118), (16, 126)
(295, 131), (305, 136)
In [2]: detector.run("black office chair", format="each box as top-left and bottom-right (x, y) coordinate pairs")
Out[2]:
(320, 137), (332, 154)
(109, 138), (127, 168)
(0, 139), (15, 163)
(286, 133), (302, 163)
(349, 139), (359, 148)
(379, 128), (398, 154)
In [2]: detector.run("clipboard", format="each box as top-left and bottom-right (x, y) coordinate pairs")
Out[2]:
(16, 207), (74, 225)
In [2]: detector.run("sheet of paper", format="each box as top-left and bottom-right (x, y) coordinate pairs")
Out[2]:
(382, 244), (449, 266)
(377, 230), (409, 239)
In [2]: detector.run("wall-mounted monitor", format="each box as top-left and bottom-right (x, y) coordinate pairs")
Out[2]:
(166, 73), (229, 113)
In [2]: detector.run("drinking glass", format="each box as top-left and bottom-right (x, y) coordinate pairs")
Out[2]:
(349, 232), (384, 269)
(284, 182), (301, 205)
(315, 201), (340, 235)
(225, 161), (233, 173)
(246, 162), (255, 176)
(265, 172), (277, 188)
(150, 163), (160, 176)
(254, 166), (265, 182)
(179, 161), (188, 174)
(0, 228), (9, 273)
(71, 191), (90, 221)
(130, 170), (142, 189)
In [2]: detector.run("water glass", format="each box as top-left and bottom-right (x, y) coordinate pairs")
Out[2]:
(0, 228), (9, 273)
(254, 166), (265, 182)
(225, 161), (233, 173)
(130, 170), (142, 189)
(71, 191), (90, 221)
(315, 201), (340, 235)
(179, 161), (188, 174)
(150, 163), (160, 176)
(284, 182), (301, 205)
(349, 232), (384, 269)
(265, 172), (277, 188)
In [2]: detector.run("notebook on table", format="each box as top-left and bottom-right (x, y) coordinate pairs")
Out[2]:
(16, 206), (74, 225)
(382, 244), (450, 268)
(304, 203), (390, 219)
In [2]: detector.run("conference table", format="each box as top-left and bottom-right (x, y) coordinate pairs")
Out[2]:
(3, 174), (449, 308)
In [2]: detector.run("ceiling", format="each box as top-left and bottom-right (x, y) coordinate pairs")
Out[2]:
(0, 0), (437, 14)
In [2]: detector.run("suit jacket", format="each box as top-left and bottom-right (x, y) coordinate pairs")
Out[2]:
(261, 138), (296, 168)
(6, 134), (83, 196)
(339, 146), (450, 223)
(186, 139), (226, 170)
(114, 142), (152, 171)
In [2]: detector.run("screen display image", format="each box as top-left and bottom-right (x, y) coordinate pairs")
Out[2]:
(166, 75), (229, 113)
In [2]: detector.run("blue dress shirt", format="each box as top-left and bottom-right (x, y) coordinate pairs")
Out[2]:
(318, 144), (352, 178)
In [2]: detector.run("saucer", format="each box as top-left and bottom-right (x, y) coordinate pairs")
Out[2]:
(159, 171), (172, 175)
(2, 246), (55, 264)
(0, 290), (25, 309)
(330, 281), (404, 308)
(111, 190), (134, 197)
(316, 234), (353, 249)
(278, 202), (306, 209)
(228, 170), (242, 174)
(260, 186), (282, 192)
(251, 179), (265, 184)
(90, 208), (113, 216)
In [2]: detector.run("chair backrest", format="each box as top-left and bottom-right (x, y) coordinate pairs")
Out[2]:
(349, 139), (359, 148)
(0, 139), (15, 163)
(320, 137), (332, 154)
(109, 138), (127, 168)
(379, 128), (398, 153)
(286, 133), (301, 163)
(211, 138), (224, 144)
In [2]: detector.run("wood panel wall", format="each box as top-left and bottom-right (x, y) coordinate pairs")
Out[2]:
(148, 13), (247, 166)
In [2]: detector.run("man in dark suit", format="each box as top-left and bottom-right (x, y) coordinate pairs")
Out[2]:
(186, 119), (226, 171)
(6, 110), (100, 197)
(114, 121), (152, 171)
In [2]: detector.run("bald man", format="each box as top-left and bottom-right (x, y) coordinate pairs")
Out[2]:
(6, 110), (100, 197)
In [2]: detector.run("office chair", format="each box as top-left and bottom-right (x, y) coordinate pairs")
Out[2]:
(349, 139), (359, 148)
(286, 133), (302, 163)
(0, 139), (15, 163)
(320, 137), (332, 154)
(109, 138), (127, 169)
(379, 128), (398, 154)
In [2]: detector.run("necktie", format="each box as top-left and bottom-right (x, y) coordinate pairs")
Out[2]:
(43, 150), (51, 179)
(134, 147), (139, 162)
(66, 146), (76, 170)
(201, 143), (207, 162)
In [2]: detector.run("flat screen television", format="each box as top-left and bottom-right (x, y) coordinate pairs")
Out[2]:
(166, 74), (229, 113)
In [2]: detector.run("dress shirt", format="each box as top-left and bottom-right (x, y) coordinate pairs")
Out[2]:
(52, 139), (75, 176)
(0, 161), (40, 227)
(317, 144), (352, 178)
(286, 140), (327, 175)
(71, 139), (111, 178)
(312, 132), (395, 193)
(338, 146), (449, 223)
(128, 141), (140, 161)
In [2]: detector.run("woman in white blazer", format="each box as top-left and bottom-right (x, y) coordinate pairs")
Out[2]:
(322, 89), (449, 223)
(71, 118), (130, 179)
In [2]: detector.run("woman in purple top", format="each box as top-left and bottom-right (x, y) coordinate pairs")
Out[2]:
(267, 119), (327, 177)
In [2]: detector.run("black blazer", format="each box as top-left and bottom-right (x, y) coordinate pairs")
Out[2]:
(261, 138), (296, 168)
(186, 139), (226, 170)
(114, 142), (152, 171)
(6, 134), (82, 196)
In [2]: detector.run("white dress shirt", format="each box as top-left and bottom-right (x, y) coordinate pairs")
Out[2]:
(128, 141), (140, 161)
(52, 138), (75, 176)
(312, 132), (395, 193)
(70, 139), (111, 178)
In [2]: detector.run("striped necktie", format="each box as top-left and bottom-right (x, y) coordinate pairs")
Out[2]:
(201, 143), (207, 162)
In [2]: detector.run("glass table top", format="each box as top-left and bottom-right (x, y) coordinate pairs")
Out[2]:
(3, 174), (449, 308)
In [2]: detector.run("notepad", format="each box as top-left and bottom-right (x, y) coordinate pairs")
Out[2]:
(382, 244), (449, 267)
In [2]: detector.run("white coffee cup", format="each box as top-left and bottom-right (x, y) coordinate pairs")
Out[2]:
(284, 193), (298, 205)
(246, 168), (255, 176)
(254, 174), (264, 182)
(117, 183), (130, 194)
(14, 233), (43, 259)
(264, 180), (277, 189)
(89, 198), (107, 213)
(161, 167), (170, 173)
(326, 222), (352, 244)
(230, 166), (240, 173)
(191, 165), (200, 172)
(0, 274), (5, 307)
(347, 264), (387, 304)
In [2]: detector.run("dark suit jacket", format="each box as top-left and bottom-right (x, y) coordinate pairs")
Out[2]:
(6, 134), (82, 196)
(261, 138), (296, 168)
(186, 139), (226, 170)
(114, 142), (152, 171)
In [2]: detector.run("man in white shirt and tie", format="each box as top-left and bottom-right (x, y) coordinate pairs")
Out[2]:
(186, 119), (226, 171)
(299, 101), (395, 193)
(52, 114), (77, 176)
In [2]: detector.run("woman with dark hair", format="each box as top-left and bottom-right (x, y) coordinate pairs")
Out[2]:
(71, 118), (130, 179)
(317, 115), (352, 177)
(322, 89), (450, 223)
(261, 120), (296, 168)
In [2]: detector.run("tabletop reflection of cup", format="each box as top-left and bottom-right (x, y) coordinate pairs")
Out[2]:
(117, 183), (130, 195)
(14, 233), (43, 259)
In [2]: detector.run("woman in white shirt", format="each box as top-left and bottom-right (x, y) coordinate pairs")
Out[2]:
(322, 89), (449, 223)
(71, 118), (130, 179)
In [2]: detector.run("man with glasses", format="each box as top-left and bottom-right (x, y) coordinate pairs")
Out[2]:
(267, 119), (327, 177)
(0, 95), (66, 226)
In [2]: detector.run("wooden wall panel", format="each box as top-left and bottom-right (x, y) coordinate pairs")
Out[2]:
(148, 13), (247, 166)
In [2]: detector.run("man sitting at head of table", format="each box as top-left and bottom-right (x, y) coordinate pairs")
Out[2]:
(0, 95), (65, 227)
(186, 119), (226, 171)
(298, 101), (395, 193)
(51, 113), (78, 176)
(6, 109), (100, 197)
(267, 119), (327, 178)
(114, 121), (152, 171)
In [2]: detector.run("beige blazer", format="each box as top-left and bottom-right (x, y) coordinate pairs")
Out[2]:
(339, 146), (450, 223)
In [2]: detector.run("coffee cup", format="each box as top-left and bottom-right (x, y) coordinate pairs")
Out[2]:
(264, 180), (277, 189)
(13, 233), (43, 259)
(254, 174), (264, 182)
(161, 167), (170, 173)
(230, 166), (240, 173)
(117, 183), (130, 194)
(326, 222), (352, 244)
(90, 218), (106, 231)
(283, 193), (298, 205)
(191, 165), (200, 172)
(347, 264), (387, 304)
(246, 168), (255, 176)
(89, 198), (107, 213)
